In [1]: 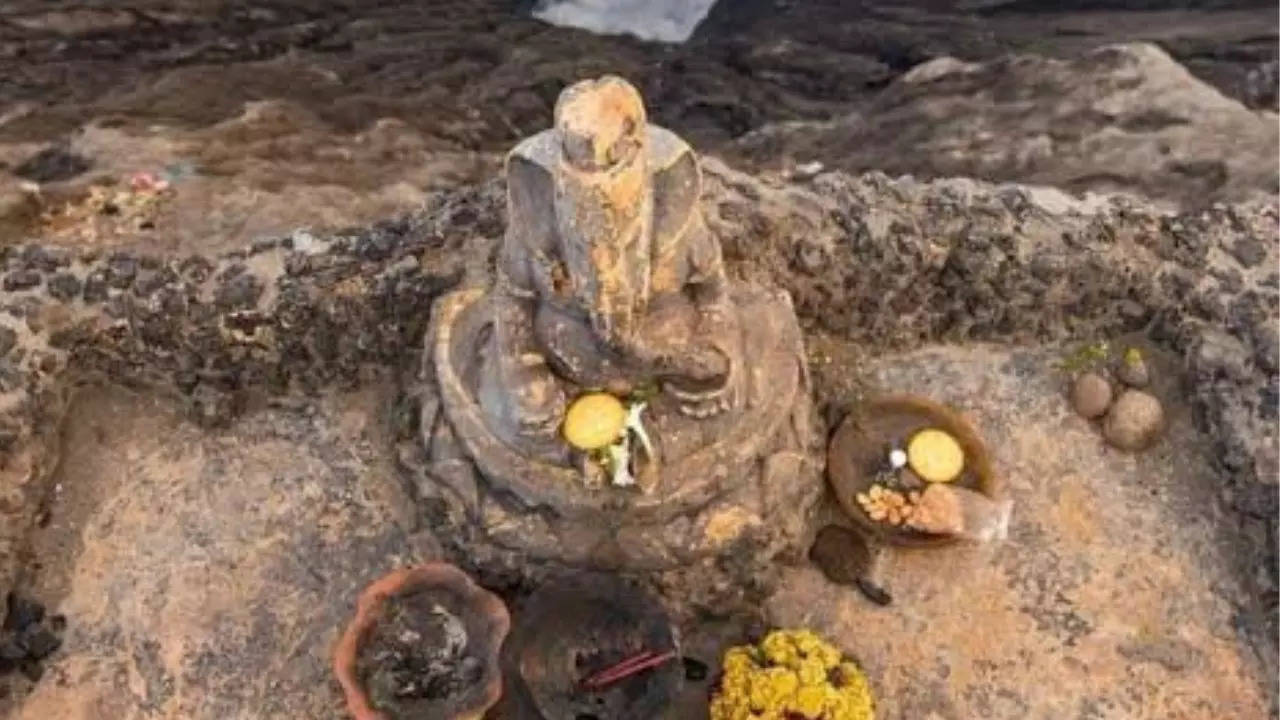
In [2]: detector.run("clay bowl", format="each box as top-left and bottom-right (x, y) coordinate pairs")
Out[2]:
(827, 394), (998, 548)
(333, 563), (510, 720)
(502, 572), (683, 720)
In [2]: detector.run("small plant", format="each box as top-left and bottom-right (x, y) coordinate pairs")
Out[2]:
(1054, 340), (1111, 374)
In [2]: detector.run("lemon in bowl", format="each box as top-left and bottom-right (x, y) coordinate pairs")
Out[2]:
(906, 428), (965, 484)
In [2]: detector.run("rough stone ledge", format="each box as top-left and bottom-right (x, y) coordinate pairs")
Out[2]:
(0, 163), (1273, 681)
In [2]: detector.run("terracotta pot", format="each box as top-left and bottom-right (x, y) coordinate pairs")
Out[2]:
(827, 393), (998, 548)
(333, 563), (510, 720)
(502, 572), (683, 720)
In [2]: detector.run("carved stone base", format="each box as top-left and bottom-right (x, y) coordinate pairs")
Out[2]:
(415, 281), (821, 572)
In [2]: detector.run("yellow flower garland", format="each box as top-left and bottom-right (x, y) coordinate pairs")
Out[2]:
(710, 629), (874, 720)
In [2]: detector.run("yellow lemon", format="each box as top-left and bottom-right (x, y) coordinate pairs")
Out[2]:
(562, 393), (627, 450)
(906, 428), (965, 483)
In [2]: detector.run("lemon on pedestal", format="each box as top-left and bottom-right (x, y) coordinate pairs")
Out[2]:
(562, 393), (627, 451)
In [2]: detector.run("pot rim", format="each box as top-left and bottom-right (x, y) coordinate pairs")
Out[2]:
(332, 562), (510, 720)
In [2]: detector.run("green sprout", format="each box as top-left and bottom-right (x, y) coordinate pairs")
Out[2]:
(1055, 340), (1111, 374)
(628, 379), (660, 405)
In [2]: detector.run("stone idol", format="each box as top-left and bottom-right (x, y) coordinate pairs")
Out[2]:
(420, 76), (819, 570)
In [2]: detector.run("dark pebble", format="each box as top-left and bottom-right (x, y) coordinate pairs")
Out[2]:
(20, 245), (67, 273)
(82, 270), (109, 303)
(106, 255), (138, 289)
(178, 255), (213, 283)
(46, 273), (81, 302)
(4, 594), (44, 632)
(215, 272), (264, 310)
(133, 269), (173, 297)
(3, 271), (41, 292)
(0, 328), (15, 357)
(1229, 237), (1267, 268)
(682, 656), (708, 682)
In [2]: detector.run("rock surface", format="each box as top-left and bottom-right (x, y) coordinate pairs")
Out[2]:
(6, 383), (440, 718)
(0, 162), (1269, 715)
(5, 344), (1270, 718)
(2, 1), (1272, 148)
(733, 43), (1279, 209)
(0, 3), (1273, 716)
(0, 3), (1275, 252)
(0, 107), (496, 255)
(772, 344), (1270, 720)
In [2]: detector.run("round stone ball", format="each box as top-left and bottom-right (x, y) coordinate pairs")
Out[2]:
(1071, 372), (1113, 419)
(1103, 390), (1165, 451)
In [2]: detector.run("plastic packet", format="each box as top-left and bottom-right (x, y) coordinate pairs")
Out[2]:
(908, 483), (1012, 542)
